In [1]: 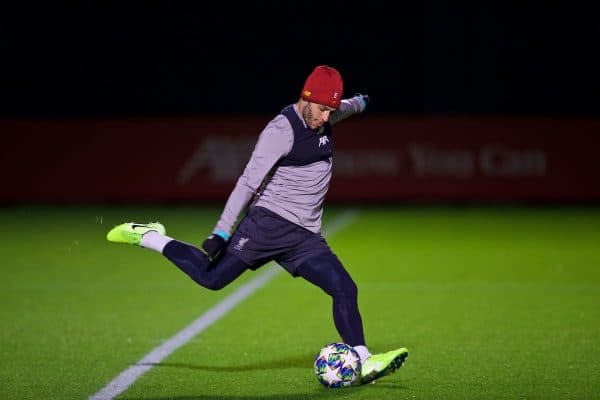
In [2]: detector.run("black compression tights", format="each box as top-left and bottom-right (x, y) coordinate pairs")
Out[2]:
(162, 240), (249, 290)
(296, 253), (366, 347)
(163, 240), (366, 347)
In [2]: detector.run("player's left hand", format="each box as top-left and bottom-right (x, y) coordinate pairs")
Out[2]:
(355, 93), (370, 111)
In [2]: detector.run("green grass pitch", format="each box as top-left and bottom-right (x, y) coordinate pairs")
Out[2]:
(1, 204), (599, 399)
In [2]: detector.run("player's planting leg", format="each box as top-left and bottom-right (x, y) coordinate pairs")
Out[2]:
(296, 251), (409, 385)
(360, 347), (408, 384)
(295, 253), (367, 351)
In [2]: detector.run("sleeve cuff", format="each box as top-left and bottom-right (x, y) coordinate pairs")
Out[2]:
(213, 229), (230, 241)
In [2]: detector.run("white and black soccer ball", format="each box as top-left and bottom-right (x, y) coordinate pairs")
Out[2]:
(314, 342), (362, 388)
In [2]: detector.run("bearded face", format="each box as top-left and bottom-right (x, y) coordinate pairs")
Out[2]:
(301, 101), (335, 130)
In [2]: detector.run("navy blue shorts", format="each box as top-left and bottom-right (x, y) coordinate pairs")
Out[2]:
(227, 206), (332, 275)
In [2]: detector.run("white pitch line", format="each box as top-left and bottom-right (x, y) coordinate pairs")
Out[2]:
(90, 209), (358, 400)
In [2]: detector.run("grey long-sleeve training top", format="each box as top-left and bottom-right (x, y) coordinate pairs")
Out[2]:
(213, 95), (366, 237)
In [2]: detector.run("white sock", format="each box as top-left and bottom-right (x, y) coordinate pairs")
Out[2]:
(353, 345), (372, 364)
(140, 231), (173, 253)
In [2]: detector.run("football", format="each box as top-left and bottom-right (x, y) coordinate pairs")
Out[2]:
(314, 342), (362, 388)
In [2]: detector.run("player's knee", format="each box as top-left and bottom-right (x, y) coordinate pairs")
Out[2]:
(193, 274), (227, 291)
(328, 272), (357, 300)
(338, 277), (358, 300)
(298, 253), (359, 299)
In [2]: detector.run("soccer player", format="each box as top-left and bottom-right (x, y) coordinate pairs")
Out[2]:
(107, 65), (408, 384)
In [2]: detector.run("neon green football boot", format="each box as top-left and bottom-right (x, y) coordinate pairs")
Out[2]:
(106, 222), (166, 246)
(360, 347), (408, 384)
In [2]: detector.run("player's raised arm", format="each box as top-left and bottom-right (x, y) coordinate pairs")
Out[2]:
(329, 94), (370, 125)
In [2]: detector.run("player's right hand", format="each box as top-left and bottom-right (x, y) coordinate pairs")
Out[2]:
(202, 234), (227, 262)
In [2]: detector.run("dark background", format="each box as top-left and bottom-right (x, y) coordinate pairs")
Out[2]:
(1, 2), (598, 119)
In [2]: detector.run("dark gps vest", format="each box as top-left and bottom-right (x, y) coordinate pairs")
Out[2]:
(277, 105), (333, 167)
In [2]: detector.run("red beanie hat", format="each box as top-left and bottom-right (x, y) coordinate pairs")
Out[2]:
(301, 65), (344, 109)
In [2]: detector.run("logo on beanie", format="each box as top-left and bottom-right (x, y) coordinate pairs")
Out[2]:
(303, 90), (312, 97)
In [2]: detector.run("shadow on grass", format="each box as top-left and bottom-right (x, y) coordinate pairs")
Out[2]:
(121, 382), (409, 400)
(125, 353), (410, 399)
(136, 352), (315, 372)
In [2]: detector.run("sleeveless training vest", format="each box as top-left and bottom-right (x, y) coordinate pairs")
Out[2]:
(278, 105), (333, 167)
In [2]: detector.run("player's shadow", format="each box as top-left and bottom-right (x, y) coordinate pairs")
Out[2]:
(137, 352), (314, 372)
(129, 354), (410, 399)
(122, 382), (409, 400)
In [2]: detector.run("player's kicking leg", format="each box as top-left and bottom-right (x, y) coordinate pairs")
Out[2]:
(106, 222), (166, 245)
(106, 221), (250, 290)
